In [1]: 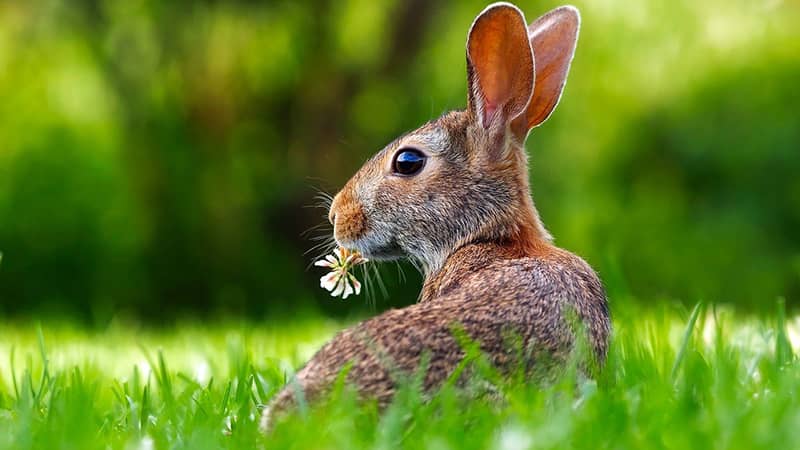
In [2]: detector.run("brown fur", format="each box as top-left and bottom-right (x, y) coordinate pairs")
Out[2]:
(262, 3), (609, 431)
(329, 184), (367, 242)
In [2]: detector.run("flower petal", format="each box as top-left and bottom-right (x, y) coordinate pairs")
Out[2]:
(349, 274), (361, 296)
(330, 276), (346, 297)
(320, 271), (340, 291)
(341, 278), (354, 299)
(314, 259), (334, 268)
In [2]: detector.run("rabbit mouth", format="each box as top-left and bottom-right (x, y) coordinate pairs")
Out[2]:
(338, 233), (403, 261)
(361, 245), (403, 261)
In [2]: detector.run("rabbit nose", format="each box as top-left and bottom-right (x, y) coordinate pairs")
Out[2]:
(328, 193), (339, 225)
(329, 190), (344, 226)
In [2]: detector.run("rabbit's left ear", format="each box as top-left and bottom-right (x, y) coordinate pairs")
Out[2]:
(466, 3), (534, 135)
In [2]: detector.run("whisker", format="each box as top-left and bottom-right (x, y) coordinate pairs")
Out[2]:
(311, 196), (333, 208)
(370, 264), (389, 300)
(310, 187), (335, 207)
(406, 257), (424, 275)
(313, 192), (334, 202)
(395, 261), (407, 284)
(304, 185), (336, 217)
(304, 239), (333, 256)
(308, 234), (334, 242)
(302, 222), (331, 238)
(310, 239), (337, 260)
(302, 184), (335, 261)
(304, 238), (338, 268)
(360, 265), (376, 311)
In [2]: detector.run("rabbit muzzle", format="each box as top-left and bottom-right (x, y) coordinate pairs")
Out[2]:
(329, 185), (404, 260)
(329, 186), (367, 243)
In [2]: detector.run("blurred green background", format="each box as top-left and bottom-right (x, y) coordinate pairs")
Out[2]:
(0, 0), (798, 323)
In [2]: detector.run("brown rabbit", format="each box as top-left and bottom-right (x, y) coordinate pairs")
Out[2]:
(262, 2), (610, 430)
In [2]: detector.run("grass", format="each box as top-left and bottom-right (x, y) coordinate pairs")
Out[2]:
(1, 303), (799, 450)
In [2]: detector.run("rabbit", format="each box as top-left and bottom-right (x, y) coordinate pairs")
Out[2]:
(261, 2), (610, 431)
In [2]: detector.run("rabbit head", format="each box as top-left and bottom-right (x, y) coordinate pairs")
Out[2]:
(328, 3), (580, 274)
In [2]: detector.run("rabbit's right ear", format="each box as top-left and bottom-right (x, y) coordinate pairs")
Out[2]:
(511, 6), (580, 137)
(466, 3), (534, 140)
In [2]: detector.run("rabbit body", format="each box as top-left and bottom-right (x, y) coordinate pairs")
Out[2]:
(262, 3), (610, 430)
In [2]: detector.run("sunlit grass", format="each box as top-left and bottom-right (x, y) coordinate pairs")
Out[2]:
(1, 303), (799, 449)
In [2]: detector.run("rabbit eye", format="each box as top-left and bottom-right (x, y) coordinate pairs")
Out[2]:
(392, 148), (426, 176)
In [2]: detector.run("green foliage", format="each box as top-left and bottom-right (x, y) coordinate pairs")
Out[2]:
(1, 307), (799, 449)
(0, 0), (798, 318)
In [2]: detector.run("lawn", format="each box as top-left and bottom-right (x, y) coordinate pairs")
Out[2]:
(1, 303), (799, 450)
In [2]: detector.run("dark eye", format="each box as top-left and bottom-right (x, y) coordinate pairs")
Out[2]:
(392, 148), (426, 176)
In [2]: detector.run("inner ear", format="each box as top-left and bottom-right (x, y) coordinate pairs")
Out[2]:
(467, 4), (534, 131)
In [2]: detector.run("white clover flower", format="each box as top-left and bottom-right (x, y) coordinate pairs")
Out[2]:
(315, 247), (367, 299)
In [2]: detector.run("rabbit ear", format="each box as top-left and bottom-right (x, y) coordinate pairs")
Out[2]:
(466, 3), (534, 134)
(512, 6), (580, 136)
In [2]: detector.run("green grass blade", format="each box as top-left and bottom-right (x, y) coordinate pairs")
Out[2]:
(775, 297), (794, 366)
(9, 346), (19, 401)
(671, 302), (704, 382)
